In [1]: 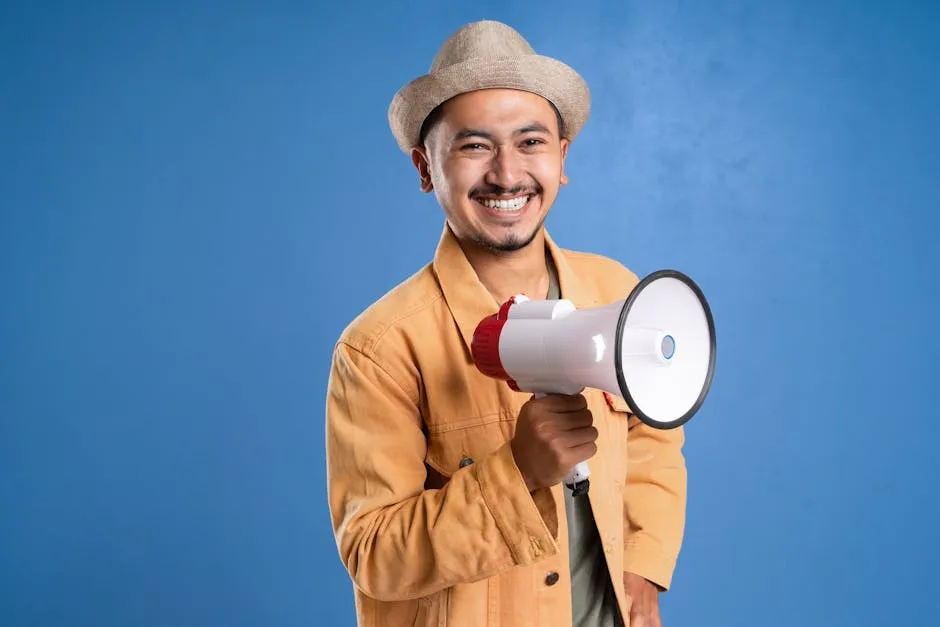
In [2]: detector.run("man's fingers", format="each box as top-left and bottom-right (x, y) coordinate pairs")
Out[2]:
(632, 609), (662, 627)
(564, 429), (598, 452)
(559, 410), (594, 429)
(629, 602), (661, 627)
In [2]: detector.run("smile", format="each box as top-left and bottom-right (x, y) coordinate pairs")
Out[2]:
(475, 195), (531, 212)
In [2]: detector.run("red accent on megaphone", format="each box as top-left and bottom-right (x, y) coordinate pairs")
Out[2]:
(472, 296), (527, 392)
(470, 314), (509, 380)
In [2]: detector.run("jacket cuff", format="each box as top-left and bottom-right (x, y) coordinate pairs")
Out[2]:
(473, 441), (559, 566)
(623, 541), (678, 591)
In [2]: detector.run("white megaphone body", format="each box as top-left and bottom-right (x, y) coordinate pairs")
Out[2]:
(471, 269), (716, 497)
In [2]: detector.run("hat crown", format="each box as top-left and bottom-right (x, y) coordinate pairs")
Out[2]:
(388, 19), (590, 153)
(430, 20), (534, 73)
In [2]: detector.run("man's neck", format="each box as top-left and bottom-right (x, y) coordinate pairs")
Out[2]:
(459, 231), (551, 304)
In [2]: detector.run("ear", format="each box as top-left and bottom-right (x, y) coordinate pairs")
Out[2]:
(411, 146), (434, 193)
(559, 138), (570, 186)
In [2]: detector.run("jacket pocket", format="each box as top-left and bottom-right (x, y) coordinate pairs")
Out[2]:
(423, 411), (514, 481)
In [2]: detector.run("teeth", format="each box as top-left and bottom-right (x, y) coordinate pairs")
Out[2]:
(480, 196), (529, 211)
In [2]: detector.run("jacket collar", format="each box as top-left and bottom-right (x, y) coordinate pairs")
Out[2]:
(432, 222), (597, 355)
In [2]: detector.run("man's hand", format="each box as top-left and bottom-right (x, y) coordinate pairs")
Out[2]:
(510, 393), (598, 492)
(623, 572), (662, 627)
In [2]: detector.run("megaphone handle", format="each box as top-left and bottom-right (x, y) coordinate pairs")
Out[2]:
(532, 392), (591, 497)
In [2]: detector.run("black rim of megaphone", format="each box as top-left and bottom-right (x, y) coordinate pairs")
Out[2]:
(613, 269), (717, 430)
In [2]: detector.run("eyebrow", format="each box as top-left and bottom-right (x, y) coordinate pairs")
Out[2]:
(453, 121), (553, 141)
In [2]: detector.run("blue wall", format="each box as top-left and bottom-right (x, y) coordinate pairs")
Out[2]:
(2, 1), (938, 625)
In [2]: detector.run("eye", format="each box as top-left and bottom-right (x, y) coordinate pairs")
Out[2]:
(522, 138), (545, 147)
(460, 143), (487, 151)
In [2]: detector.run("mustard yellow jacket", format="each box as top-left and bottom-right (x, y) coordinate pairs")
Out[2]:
(325, 225), (687, 626)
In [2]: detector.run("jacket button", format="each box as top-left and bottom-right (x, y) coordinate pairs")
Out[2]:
(458, 456), (474, 468)
(544, 571), (559, 586)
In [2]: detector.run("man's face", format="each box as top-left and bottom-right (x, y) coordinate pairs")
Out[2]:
(412, 89), (569, 253)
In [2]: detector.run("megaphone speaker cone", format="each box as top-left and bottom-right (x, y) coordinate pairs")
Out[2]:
(614, 269), (717, 430)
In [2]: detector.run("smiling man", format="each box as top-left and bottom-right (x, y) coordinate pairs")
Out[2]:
(325, 20), (688, 627)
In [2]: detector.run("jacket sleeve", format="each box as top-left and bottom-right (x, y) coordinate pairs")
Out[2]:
(622, 417), (688, 591)
(325, 340), (559, 602)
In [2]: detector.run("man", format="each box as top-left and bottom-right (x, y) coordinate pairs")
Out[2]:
(325, 20), (687, 627)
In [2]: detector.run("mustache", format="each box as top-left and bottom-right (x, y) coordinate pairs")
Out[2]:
(469, 182), (542, 198)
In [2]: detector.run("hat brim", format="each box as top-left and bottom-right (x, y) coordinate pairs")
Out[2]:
(388, 54), (591, 153)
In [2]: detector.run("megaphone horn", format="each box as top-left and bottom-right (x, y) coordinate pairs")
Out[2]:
(471, 269), (716, 496)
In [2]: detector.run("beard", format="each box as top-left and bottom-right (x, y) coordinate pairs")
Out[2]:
(471, 213), (546, 253)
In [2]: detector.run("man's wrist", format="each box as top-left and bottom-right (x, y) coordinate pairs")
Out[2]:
(624, 571), (664, 592)
(623, 541), (677, 591)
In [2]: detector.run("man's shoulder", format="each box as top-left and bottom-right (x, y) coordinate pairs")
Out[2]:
(335, 262), (444, 358)
(558, 246), (641, 301)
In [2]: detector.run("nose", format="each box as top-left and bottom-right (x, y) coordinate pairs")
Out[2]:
(484, 147), (524, 191)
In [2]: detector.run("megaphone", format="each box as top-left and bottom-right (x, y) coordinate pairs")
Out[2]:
(471, 269), (716, 496)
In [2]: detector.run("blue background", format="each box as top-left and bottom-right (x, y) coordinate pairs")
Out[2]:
(3, 1), (938, 625)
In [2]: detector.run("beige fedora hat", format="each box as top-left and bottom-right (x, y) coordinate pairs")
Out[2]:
(388, 20), (591, 153)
